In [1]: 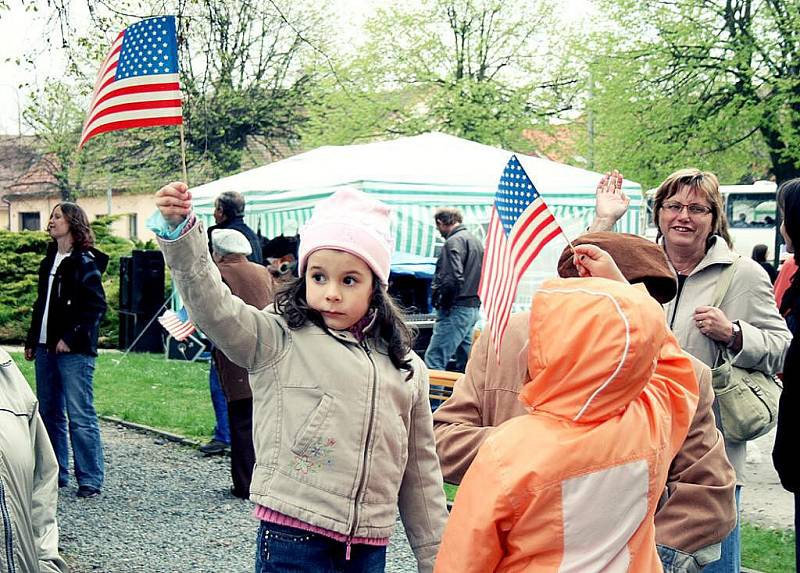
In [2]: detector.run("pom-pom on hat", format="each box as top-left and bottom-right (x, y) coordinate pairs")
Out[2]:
(211, 229), (252, 257)
(298, 187), (394, 286)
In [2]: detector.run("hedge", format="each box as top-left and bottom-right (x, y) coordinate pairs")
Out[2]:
(0, 216), (158, 347)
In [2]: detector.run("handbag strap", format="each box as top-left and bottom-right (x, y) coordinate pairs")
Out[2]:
(710, 256), (741, 308)
(709, 256), (741, 365)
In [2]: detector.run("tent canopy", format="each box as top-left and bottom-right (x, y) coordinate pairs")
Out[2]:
(191, 132), (642, 258)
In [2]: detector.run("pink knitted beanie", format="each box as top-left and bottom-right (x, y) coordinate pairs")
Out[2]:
(298, 187), (394, 285)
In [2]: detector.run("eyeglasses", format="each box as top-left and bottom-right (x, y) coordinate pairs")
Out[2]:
(661, 201), (713, 216)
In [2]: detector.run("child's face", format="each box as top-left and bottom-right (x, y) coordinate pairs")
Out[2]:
(305, 249), (374, 330)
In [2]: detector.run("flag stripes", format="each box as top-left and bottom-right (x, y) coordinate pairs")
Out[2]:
(478, 155), (565, 356)
(158, 309), (196, 341)
(78, 16), (182, 149)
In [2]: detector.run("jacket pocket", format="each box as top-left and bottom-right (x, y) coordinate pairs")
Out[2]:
(363, 414), (408, 504)
(289, 393), (334, 458)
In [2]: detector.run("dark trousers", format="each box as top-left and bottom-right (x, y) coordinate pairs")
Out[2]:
(228, 397), (255, 498)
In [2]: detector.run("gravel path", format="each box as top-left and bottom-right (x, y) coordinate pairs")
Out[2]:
(57, 419), (792, 572)
(57, 421), (417, 572)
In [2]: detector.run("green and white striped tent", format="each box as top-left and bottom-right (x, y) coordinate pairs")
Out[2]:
(191, 133), (643, 262)
(191, 133), (642, 308)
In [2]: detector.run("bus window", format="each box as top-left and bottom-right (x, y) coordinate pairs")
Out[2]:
(645, 197), (657, 228)
(727, 193), (776, 229)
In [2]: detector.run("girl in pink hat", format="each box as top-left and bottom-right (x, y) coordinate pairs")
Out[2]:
(152, 182), (447, 573)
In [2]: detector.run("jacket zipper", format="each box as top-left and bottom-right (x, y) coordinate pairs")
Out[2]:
(345, 340), (377, 560)
(0, 479), (16, 573)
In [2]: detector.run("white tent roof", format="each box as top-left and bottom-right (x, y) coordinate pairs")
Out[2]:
(190, 132), (640, 206)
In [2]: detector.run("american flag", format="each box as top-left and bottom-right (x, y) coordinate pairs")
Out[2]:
(478, 155), (564, 356)
(78, 15), (182, 149)
(158, 309), (196, 342)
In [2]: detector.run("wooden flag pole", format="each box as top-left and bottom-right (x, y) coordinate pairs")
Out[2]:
(179, 123), (189, 184)
(563, 231), (576, 255)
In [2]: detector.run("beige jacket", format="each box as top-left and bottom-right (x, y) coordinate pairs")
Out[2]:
(0, 349), (67, 573)
(434, 310), (736, 572)
(159, 223), (448, 572)
(664, 236), (791, 479)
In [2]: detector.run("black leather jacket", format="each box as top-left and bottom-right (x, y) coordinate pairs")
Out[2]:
(25, 245), (108, 356)
(431, 225), (483, 310)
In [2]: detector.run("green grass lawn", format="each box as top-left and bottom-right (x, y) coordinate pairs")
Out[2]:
(741, 522), (796, 573)
(11, 351), (796, 570)
(11, 351), (215, 439)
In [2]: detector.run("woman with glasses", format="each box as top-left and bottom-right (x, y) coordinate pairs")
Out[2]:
(589, 168), (791, 573)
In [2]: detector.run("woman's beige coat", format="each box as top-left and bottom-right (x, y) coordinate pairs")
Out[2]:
(664, 236), (791, 479)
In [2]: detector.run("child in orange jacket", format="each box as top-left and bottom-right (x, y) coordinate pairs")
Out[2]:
(435, 276), (698, 572)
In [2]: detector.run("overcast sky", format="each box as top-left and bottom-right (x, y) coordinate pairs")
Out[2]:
(0, 0), (595, 135)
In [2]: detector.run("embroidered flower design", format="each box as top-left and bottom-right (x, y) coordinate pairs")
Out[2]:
(289, 437), (336, 475)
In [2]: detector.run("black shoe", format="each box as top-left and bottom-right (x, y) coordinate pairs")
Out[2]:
(76, 485), (101, 498)
(230, 487), (249, 499)
(198, 439), (228, 455)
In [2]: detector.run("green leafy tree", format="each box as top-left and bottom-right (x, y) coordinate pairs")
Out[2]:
(23, 82), (185, 199)
(25, 0), (329, 180)
(302, 0), (580, 150)
(585, 0), (800, 187)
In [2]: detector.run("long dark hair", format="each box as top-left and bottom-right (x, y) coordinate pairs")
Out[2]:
(777, 178), (800, 316)
(274, 274), (416, 380)
(54, 202), (95, 250)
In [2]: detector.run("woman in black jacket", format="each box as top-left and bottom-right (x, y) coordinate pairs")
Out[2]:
(24, 202), (108, 498)
(775, 179), (800, 572)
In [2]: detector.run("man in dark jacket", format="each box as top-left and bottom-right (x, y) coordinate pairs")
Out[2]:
(425, 207), (484, 372)
(207, 190), (263, 265)
(201, 191), (263, 455)
(211, 229), (274, 497)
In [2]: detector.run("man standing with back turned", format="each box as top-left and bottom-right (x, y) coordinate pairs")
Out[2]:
(199, 190), (263, 456)
(425, 207), (484, 372)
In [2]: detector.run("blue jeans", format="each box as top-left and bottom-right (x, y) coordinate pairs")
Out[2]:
(35, 345), (104, 489)
(209, 361), (230, 445)
(704, 485), (741, 573)
(424, 306), (481, 371)
(255, 521), (386, 573)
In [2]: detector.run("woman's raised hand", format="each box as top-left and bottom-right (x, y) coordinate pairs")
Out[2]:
(589, 170), (629, 232)
(155, 182), (193, 228)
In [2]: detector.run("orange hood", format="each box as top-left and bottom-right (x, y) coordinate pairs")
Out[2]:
(521, 277), (668, 423)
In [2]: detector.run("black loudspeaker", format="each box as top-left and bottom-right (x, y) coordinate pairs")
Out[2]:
(118, 251), (166, 353)
(119, 257), (133, 312)
(119, 311), (164, 352)
(119, 251), (165, 313)
(166, 335), (208, 361)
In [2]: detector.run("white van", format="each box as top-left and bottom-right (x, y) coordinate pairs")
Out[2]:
(641, 180), (778, 259)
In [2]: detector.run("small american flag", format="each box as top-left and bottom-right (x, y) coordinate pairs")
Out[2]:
(158, 309), (196, 342)
(78, 15), (182, 149)
(478, 155), (564, 356)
